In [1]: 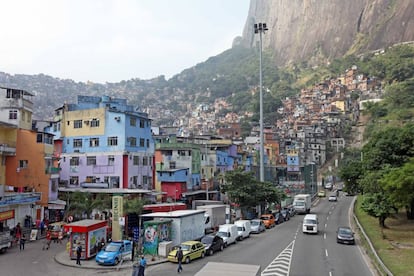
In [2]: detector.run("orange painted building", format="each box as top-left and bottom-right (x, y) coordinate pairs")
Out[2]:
(5, 129), (54, 207)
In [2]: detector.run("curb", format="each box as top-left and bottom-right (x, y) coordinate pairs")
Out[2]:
(54, 252), (169, 270)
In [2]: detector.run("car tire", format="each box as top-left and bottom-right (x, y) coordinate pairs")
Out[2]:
(185, 256), (191, 264)
(219, 244), (224, 251)
(208, 249), (214, 256)
(201, 251), (205, 258)
(114, 257), (120, 265)
(224, 242), (227, 248)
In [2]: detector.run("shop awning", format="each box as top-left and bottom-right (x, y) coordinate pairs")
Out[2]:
(48, 199), (67, 210)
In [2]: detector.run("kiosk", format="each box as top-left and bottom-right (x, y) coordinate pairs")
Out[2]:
(64, 219), (107, 260)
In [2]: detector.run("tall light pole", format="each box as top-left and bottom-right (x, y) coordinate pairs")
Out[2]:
(254, 22), (268, 183)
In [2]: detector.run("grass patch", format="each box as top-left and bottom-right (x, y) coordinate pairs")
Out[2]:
(355, 197), (414, 275)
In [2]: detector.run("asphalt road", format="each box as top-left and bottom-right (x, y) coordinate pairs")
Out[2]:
(0, 193), (375, 276)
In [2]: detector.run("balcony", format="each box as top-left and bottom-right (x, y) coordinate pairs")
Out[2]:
(45, 167), (61, 174)
(0, 143), (16, 156)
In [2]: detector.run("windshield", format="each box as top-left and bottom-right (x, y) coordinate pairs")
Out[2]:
(180, 244), (190, 251)
(201, 236), (213, 244)
(304, 219), (317, 224)
(105, 244), (121, 252)
(237, 226), (243, 231)
(260, 216), (270, 220)
(339, 228), (352, 235)
(251, 220), (259, 226)
(217, 231), (229, 238)
(295, 201), (305, 206)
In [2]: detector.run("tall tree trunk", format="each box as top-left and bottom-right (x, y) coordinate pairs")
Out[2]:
(379, 215), (386, 228)
(408, 199), (414, 220)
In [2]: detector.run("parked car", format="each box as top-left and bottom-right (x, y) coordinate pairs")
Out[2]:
(336, 226), (355, 244)
(260, 214), (275, 228)
(234, 220), (251, 240)
(201, 234), (224, 256)
(168, 241), (206, 264)
(273, 211), (284, 224)
(280, 209), (290, 221)
(95, 240), (132, 265)
(250, 219), (266, 234)
(286, 206), (296, 217)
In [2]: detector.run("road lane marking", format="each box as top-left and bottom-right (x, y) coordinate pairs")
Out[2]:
(261, 240), (295, 276)
(325, 249), (329, 257)
(325, 223), (327, 228)
(324, 233), (326, 240)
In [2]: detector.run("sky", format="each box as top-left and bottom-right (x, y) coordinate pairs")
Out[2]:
(0, 0), (250, 83)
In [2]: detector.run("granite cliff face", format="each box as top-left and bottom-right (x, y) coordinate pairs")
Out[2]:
(241, 0), (414, 66)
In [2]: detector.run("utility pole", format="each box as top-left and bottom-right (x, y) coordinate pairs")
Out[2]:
(254, 22), (268, 216)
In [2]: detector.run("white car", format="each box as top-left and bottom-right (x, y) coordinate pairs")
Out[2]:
(328, 194), (337, 202)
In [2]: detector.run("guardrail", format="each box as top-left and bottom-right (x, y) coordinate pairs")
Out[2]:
(352, 197), (393, 276)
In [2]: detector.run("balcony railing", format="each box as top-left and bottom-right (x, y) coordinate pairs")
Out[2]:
(45, 167), (61, 174)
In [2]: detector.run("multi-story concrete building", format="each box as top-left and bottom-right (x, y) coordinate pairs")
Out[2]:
(0, 87), (44, 229)
(53, 96), (154, 191)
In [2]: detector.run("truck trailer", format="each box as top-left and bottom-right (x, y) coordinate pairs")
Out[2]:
(293, 194), (312, 214)
(196, 204), (227, 234)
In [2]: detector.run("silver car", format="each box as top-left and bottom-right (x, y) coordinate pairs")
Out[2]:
(250, 219), (266, 234)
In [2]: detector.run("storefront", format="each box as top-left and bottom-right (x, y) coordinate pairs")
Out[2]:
(64, 219), (107, 260)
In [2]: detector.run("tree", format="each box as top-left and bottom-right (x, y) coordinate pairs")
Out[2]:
(64, 191), (111, 220)
(361, 193), (394, 228)
(221, 169), (285, 217)
(123, 197), (146, 216)
(381, 158), (414, 219)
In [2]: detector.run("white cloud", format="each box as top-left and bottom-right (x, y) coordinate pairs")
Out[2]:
(0, 0), (249, 83)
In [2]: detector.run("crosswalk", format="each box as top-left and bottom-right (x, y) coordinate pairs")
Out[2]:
(261, 240), (295, 276)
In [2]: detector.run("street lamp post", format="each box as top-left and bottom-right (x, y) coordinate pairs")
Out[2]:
(254, 22), (268, 216)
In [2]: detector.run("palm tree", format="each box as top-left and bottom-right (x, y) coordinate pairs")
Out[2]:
(64, 191), (111, 220)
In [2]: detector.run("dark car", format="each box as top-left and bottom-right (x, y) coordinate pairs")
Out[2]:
(273, 211), (284, 225)
(336, 226), (355, 244)
(201, 234), (224, 256)
(280, 209), (290, 221)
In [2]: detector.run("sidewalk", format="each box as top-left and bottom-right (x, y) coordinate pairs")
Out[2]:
(54, 249), (169, 270)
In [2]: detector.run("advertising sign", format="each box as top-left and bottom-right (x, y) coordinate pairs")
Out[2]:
(0, 210), (15, 221)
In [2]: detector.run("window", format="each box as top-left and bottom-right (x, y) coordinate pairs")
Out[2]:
(108, 155), (115, 165)
(108, 137), (118, 146)
(130, 118), (136, 126)
(87, 156), (96, 166)
(142, 176), (148, 185)
(146, 139), (150, 148)
(73, 139), (82, 148)
(129, 137), (137, 146)
(89, 138), (99, 147)
(90, 119), (100, 127)
(140, 119), (145, 128)
(143, 156), (148, 166)
(139, 138), (145, 147)
(74, 120), (83, 128)
(133, 156), (139, 165)
(70, 157), (79, 166)
(9, 110), (17, 120)
(170, 161), (176, 169)
(70, 176), (79, 186)
(132, 176), (138, 185)
(19, 160), (28, 168)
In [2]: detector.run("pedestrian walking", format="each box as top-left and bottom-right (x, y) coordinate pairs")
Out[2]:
(58, 230), (63, 244)
(175, 246), (183, 273)
(43, 231), (51, 250)
(138, 255), (147, 276)
(76, 242), (82, 265)
(19, 234), (26, 251)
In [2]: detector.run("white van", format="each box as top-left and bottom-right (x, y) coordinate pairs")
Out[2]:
(302, 214), (318, 234)
(234, 220), (251, 240)
(217, 224), (238, 246)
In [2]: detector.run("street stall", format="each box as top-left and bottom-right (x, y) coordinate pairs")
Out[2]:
(64, 219), (107, 260)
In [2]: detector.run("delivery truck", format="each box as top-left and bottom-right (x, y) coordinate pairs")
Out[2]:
(196, 204), (227, 234)
(293, 194), (312, 214)
(141, 210), (205, 246)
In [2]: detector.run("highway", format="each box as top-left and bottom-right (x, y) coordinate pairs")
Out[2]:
(0, 192), (375, 276)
